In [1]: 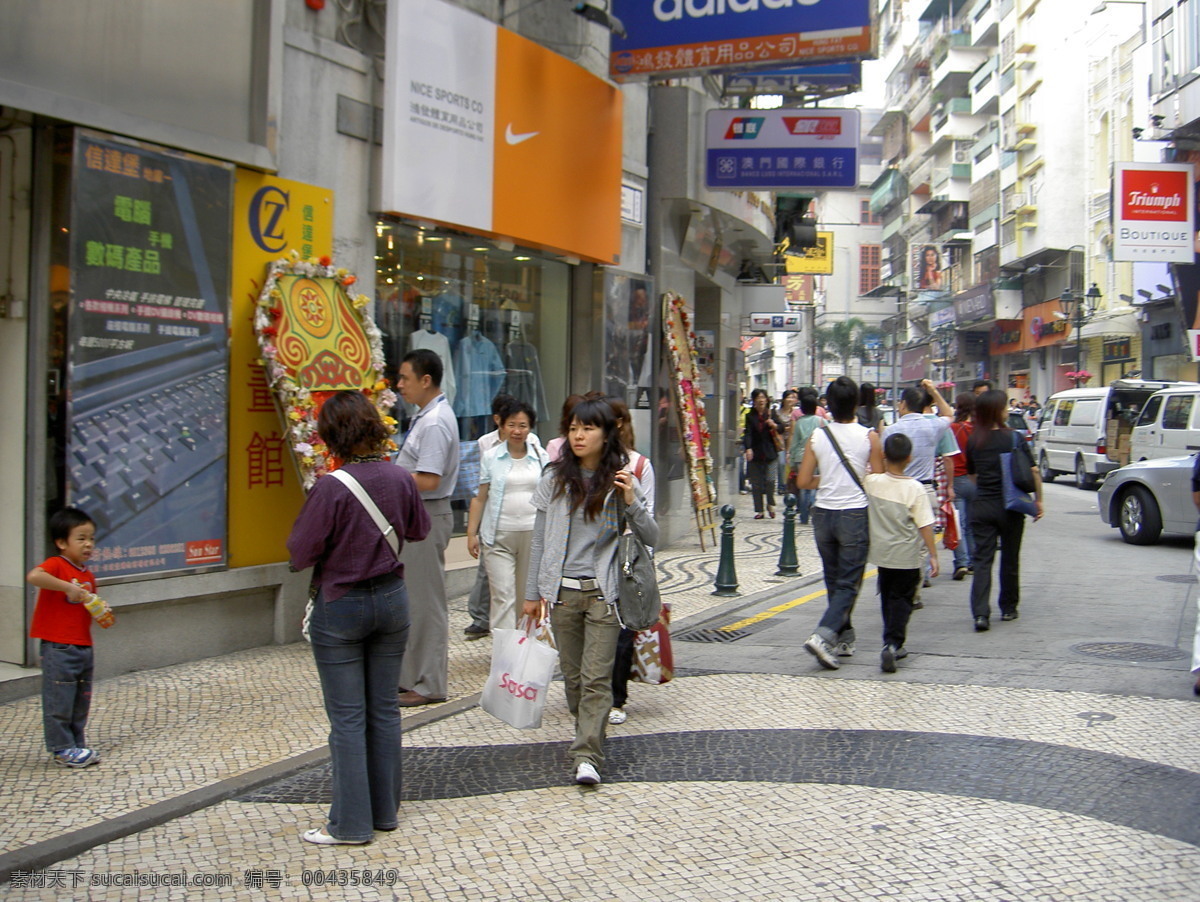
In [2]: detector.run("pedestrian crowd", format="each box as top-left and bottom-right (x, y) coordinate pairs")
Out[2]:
(741, 375), (1044, 675)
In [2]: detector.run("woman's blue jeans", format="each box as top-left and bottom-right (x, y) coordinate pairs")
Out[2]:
(309, 574), (410, 842)
(952, 475), (976, 569)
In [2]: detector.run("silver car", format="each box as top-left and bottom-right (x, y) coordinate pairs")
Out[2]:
(1097, 453), (1197, 545)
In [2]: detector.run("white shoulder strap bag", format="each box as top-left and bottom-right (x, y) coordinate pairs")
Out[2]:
(329, 469), (401, 561)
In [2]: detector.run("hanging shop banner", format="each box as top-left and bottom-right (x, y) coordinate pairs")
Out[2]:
(68, 130), (232, 577)
(1023, 298), (1071, 350)
(989, 319), (1023, 356)
(382, 0), (621, 264)
(953, 283), (995, 323)
(783, 271), (815, 307)
(705, 108), (859, 190)
(609, 0), (874, 82)
(1112, 162), (1194, 263)
(783, 232), (834, 274)
(229, 171), (333, 568)
(724, 62), (862, 97)
(603, 271), (656, 410)
(900, 346), (928, 382)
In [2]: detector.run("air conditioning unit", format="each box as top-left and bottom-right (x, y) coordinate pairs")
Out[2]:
(1004, 193), (1027, 215)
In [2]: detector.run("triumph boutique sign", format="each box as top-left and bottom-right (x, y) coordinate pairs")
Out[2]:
(1112, 162), (1195, 263)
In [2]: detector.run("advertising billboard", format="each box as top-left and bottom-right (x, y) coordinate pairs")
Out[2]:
(1112, 162), (1195, 263)
(229, 172), (333, 568)
(610, 0), (874, 81)
(783, 232), (834, 274)
(382, 0), (621, 264)
(68, 131), (232, 577)
(705, 108), (859, 190)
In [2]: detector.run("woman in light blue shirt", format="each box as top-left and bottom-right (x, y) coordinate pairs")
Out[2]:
(467, 400), (549, 632)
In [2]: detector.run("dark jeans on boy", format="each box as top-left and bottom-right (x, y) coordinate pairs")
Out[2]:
(878, 568), (921, 650)
(41, 641), (94, 752)
(611, 627), (635, 709)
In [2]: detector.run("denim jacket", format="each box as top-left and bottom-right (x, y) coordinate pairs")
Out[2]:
(478, 439), (550, 545)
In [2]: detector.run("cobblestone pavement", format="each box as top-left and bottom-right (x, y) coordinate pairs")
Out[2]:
(2, 493), (1199, 899)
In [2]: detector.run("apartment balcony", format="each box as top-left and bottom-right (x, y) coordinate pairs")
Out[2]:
(931, 99), (985, 151)
(932, 42), (987, 98)
(906, 86), (934, 131)
(971, 0), (999, 47)
(970, 56), (1000, 116)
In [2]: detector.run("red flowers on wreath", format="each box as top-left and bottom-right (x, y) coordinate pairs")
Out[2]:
(318, 255), (333, 267)
(262, 326), (278, 337)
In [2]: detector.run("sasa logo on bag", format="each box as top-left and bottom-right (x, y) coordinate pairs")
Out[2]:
(499, 672), (539, 700)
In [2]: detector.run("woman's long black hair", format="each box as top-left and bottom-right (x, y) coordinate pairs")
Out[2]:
(549, 398), (628, 521)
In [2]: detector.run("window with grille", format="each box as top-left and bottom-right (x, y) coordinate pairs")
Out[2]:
(860, 198), (881, 225)
(860, 244), (882, 295)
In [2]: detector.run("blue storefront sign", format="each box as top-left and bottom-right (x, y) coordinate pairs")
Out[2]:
(705, 108), (859, 190)
(610, 0), (874, 81)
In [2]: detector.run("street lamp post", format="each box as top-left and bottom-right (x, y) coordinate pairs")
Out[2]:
(1060, 282), (1102, 376)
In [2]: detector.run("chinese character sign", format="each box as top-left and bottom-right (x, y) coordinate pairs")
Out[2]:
(68, 131), (232, 576)
(229, 171), (332, 568)
(705, 108), (859, 190)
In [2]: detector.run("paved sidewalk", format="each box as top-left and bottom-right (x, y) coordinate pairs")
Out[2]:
(2, 491), (1198, 899)
(0, 494), (813, 877)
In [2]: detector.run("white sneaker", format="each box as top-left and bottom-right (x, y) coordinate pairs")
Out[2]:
(574, 761), (601, 785)
(608, 707), (627, 725)
(834, 640), (856, 657)
(804, 634), (840, 670)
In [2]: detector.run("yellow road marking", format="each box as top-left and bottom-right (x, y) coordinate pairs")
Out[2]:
(718, 569), (880, 631)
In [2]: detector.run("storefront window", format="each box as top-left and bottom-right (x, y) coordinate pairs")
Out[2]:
(373, 221), (569, 532)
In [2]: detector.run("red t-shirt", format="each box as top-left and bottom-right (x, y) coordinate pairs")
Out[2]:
(29, 556), (96, 646)
(951, 421), (974, 478)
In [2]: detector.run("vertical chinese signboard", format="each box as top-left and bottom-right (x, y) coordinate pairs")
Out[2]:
(68, 131), (232, 577)
(229, 172), (333, 567)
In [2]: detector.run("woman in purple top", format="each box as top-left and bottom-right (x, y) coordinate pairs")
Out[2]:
(288, 391), (430, 846)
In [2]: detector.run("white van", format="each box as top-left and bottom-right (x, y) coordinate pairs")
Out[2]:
(1129, 385), (1200, 462)
(1034, 380), (1188, 489)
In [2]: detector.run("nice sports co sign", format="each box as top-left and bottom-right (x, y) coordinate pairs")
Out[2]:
(609, 0), (874, 82)
(705, 108), (859, 190)
(1112, 162), (1195, 263)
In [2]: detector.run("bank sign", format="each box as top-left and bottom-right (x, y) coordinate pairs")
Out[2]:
(610, 0), (874, 81)
(1112, 162), (1195, 263)
(705, 108), (859, 190)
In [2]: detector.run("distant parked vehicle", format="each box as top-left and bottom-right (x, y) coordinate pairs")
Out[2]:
(1097, 454), (1197, 545)
(1129, 385), (1200, 463)
(1035, 380), (1192, 490)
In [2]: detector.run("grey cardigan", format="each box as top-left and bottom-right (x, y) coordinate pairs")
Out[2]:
(524, 470), (659, 605)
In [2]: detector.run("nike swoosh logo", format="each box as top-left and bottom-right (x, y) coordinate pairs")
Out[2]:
(505, 124), (539, 145)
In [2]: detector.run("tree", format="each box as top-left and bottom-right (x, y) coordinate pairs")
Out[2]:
(813, 317), (867, 376)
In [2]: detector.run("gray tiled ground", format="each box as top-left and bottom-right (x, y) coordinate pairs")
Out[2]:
(3, 494), (1199, 898)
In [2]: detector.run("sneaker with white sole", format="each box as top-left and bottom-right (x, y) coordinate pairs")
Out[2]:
(834, 640), (856, 657)
(804, 634), (840, 670)
(608, 707), (627, 725)
(880, 645), (898, 673)
(52, 747), (99, 768)
(574, 762), (601, 785)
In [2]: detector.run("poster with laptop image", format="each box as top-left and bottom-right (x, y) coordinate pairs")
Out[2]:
(67, 130), (233, 578)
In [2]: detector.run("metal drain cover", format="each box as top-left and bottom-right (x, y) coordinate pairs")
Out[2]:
(1064, 510), (1096, 516)
(675, 628), (750, 643)
(1156, 574), (1196, 585)
(1072, 642), (1188, 662)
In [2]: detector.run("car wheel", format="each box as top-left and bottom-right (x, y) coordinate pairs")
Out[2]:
(1117, 486), (1163, 545)
(1039, 452), (1056, 483)
(1074, 456), (1095, 490)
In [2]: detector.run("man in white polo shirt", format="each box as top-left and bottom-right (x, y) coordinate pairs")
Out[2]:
(394, 348), (460, 706)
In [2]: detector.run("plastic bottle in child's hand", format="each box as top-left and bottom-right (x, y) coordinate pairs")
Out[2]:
(82, 593), (115, 629)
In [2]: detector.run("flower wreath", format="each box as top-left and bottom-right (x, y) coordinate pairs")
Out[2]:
(253, 252), (397, 491)
(664, 291), (715, 507)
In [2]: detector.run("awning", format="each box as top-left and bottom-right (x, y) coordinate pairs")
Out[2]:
(870, 169), (909, 214)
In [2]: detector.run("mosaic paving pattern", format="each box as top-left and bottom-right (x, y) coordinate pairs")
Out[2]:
(237, 728), (1200, 847)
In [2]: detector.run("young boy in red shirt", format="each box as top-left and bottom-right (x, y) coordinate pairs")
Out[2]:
(26, 508), (101, 767)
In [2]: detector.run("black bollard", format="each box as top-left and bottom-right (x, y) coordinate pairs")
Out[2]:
(712, 504), (740, 597)
(775, 493), (801, 577)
